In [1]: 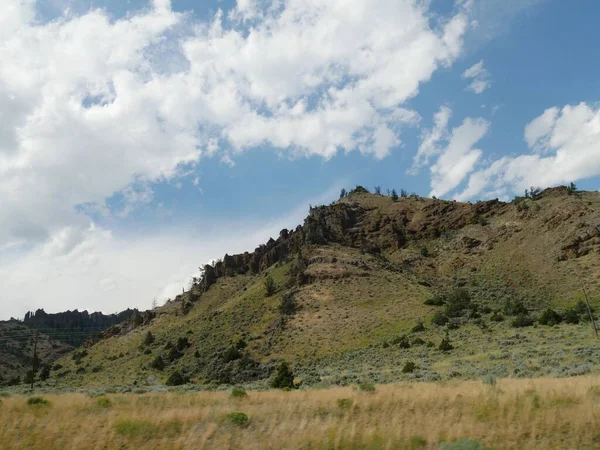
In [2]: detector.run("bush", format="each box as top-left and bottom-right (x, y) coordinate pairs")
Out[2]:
(95, 397), (112, 408)
(165, 371), (189, 386)
(439, 337), (454, 352)
(392, 334), (411, 349)
(223, 346), (242, 362)
(490, 311), (504, 322)
(391, 189), (399, 201)
(39, 364), (51, 381)
(503, 300), (528, 316)
(150, 356), (166, 371)
(271, 362), (295, 389)
(337, 398), (353, 409)
(420, 246), (430, 257)
(226, 412), (250, 428)
(359, 382), (376, 392)
(143, 331), (155, 346)
(402, 361), (417, 373)
(443, 288), (474, 318)
(538, 308), (563, 326)
(230, 388), (248, 398)
(411, 321), (425, 333)
(408, 436), (428, 449)
(279, 292), (297, 315)
(176, 337), (191, 351)
(264, 276), (276, 297)
(563, 308), (580, 324)
(27, 396), (50, 406)
(115, 419), (154, 437)
(424, 296), (445, 306)
(512, 314), (534, 328)
(432, 311), (449, 326)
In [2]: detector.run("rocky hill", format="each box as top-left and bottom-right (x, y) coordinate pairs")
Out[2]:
(29, 186), (600, 389)
(0, 321), (72, 385)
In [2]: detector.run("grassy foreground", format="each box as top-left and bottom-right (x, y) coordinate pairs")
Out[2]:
(2, 376), (600, 449)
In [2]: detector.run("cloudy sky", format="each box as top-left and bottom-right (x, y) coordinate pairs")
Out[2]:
(1, 0), (599, 319)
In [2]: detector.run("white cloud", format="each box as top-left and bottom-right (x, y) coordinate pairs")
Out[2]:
(412, 105), (452, 172)
(462, 59), (491, 94)
(412, 107), (489, 198)
(0, 0), (469, 254)
(430, 118), (490, 197)
(456, 102), (600, 200)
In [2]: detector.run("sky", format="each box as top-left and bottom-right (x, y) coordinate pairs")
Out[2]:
(1, 0), (600, 319)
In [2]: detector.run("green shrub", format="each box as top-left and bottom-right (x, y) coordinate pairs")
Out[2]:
(512, 314), (534, 328)
(563, 308), (580, 324)
(230, 388), (248, 398)
(420, 246), (430, 257)
(359, 382), (376, 392)
(402, 361), (417, 373)
(538, 308), (563, 326)
(432, 311), (449, 326)
(27, 396), (50, 406)
(503, 300), (528, 316)
(395, 335), (411, 349)
(264, 276), (276, 297)
(226, 412), (250, 428)
(149, 355), (166, 371)
(424, 296), (445, 306)
(337, 398), (353, 409)
(271, 362), (295, 389)
(176, 337), (190, 351)
(0, 392), (10, 398)
(143, 331), (155, 346)
(411, 321), (425, 333)
(441, 438), (486, 450)
(115, 419), (154, 437)
(439, 337), (454, 352)
(408, 436), (428, 449)
(165, 371), (189, 386)
(279, 292), (297, 315)
(95, 397), (112, 408)
(490, 311), (504, 322)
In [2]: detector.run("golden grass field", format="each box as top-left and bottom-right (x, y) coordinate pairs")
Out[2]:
(2, 376), (600, 449)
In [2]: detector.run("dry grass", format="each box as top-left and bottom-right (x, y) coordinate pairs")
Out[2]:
(3, 376), (600, 449)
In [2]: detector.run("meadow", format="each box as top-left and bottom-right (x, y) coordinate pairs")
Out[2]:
(2, 376), (600, 449)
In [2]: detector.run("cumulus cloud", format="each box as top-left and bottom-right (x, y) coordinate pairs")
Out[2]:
(456, 102), (600, 200)
(0, 0), (470, 254)
(412, 105), (452, 172)
(462, 59), (491, 94)
(413, 107), (489, 198)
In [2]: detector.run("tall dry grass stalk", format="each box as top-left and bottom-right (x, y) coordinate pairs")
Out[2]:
(2, 376), (600, 449)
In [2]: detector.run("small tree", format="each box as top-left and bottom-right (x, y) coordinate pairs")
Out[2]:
(271, 362), (295, 389)
(538, 308), (562, 326)
(165, 371), (189, 386)
(567, 182), (577, 195)
(264, 276), (276, 297)
(439, 336), (454, 352)
(391, 189), (399, 201)
(400, 189), (408, 198)
(150, 355), (166, 371)
(374, 186), (382, 195)
(143, 331), (155, 346)
(339, 188), (347, 199)
(279, 292), (297, 315)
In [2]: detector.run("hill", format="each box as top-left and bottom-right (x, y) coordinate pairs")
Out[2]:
(30, 186), (600, 389)
(0, 321), (72, 385)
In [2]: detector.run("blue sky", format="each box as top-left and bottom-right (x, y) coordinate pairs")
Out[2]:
(1, 0), (599, 319)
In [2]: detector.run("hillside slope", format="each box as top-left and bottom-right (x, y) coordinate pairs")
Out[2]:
(0, 321), (72, 385)
(42, 186), (600, 389)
